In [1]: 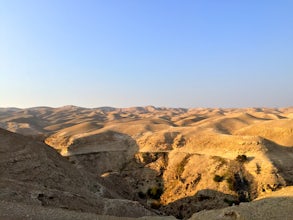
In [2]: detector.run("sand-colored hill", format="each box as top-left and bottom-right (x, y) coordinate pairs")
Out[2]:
(0, 128), (156, 218)
(190, 186), (293, 220)
(234, 118), (293, 146)
(0, 106), (292, 219)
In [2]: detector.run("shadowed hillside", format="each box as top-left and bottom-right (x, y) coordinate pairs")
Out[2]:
(0, 128), (156, 218)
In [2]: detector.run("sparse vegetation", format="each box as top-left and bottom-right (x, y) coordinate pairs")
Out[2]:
(226, 176), (235, 191)
(238, 191), (250, 202)
(173, 134), (186, 148)
(225, 171), (251, 203)
(176, 163), (185, 177)
(147, 186), (163, 200)
(256, 163), (261, 174)
(212, 156), (227, 165)
(140, 152), (160, 164)
(213, 174), (224, 182)
(3, 106), (292, 219)
(236, 154), (248, 163)
(176, 154), (190, 179)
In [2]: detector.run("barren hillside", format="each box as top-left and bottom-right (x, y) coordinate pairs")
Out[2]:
(0, 128), (156, 218)
(1, 106), (292, 219)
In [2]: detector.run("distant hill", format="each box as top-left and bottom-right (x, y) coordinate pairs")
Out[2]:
(0, 106), (292, 219)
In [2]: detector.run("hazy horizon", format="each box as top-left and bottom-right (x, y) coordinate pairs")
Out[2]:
(1, 104), (293, 110)
(1, 0), (292, 108)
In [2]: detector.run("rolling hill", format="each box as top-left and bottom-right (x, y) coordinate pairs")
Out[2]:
(1, 106), (292, 219)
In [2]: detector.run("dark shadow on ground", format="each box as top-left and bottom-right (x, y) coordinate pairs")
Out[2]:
(262, 138), (293, 185)
(161, 189), (238, 219)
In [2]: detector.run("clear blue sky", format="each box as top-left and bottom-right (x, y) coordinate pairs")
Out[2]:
(1, 0), (292, 108)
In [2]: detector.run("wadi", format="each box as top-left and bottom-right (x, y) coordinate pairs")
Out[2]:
(0, 106), (292, 219)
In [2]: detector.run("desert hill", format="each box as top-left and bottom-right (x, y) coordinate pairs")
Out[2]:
(0, 106), (293, 219)
(0, 128), (156, 217)
(190, 186), (293, 220)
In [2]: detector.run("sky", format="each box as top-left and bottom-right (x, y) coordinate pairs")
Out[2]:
(1, 0), (292, 108)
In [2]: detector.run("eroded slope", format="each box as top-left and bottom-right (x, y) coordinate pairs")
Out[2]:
(1, 106), (292, 219)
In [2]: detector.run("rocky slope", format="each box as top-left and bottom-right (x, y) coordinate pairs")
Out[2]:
(1, 106), (292, 219)
(190, 186), (293, 220)
(0, 128), (156, 217)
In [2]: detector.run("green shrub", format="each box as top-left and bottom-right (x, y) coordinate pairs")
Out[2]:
(213, 174), (224, 182)
(212, 156), (227, 165)
(176, 163), (185, 176)
(147, 187), (163, 200)
(141, 152), (159, 164)
(238, 192), (250, 203)
(176, 155), (190, 178)
(236, 154), (248, 163)
(226, 177), (235, 191)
